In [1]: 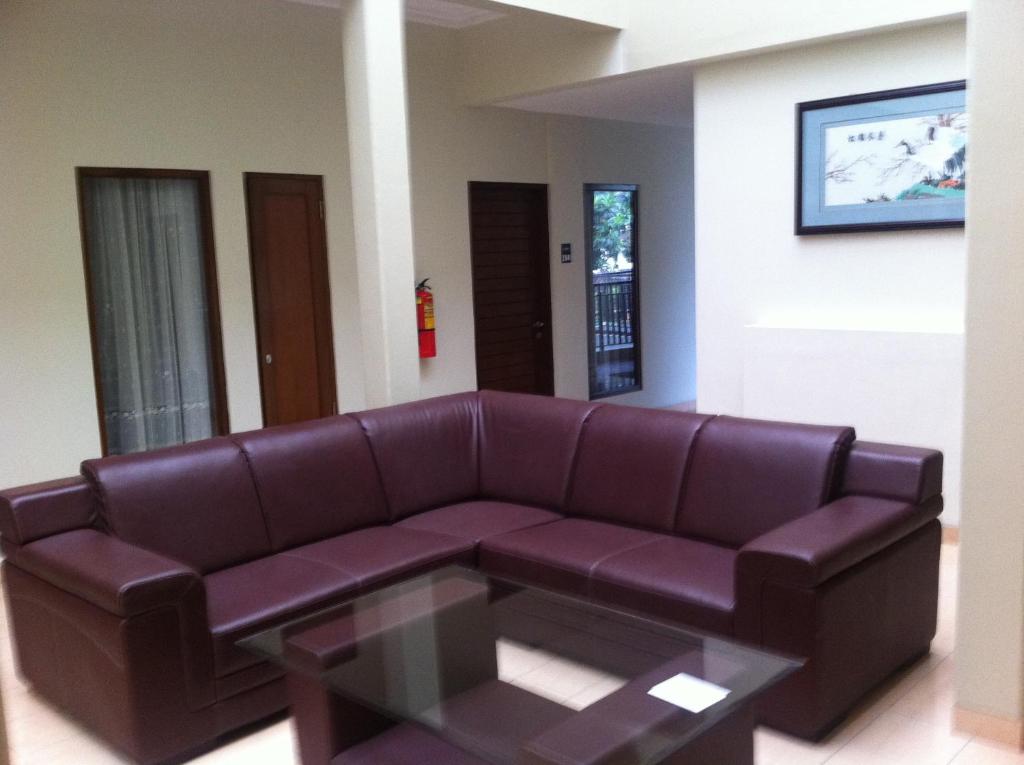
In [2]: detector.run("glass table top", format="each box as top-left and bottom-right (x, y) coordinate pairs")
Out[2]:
(239, 566), (799, 764)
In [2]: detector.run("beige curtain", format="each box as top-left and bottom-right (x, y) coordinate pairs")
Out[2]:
(83, 176), (216, 454)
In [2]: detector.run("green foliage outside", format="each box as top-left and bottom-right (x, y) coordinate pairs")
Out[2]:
(591, 191), (634, 273)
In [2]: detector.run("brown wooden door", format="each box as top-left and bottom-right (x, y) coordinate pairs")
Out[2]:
(469, 182), (554, 395)
(245, 173), (337, 426)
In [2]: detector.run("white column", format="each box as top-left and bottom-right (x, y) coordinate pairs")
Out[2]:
(342, 0), (420, 407)
(955, 0), (1024, 748)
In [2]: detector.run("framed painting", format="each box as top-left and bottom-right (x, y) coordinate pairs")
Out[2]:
(796, 80), (967, 235)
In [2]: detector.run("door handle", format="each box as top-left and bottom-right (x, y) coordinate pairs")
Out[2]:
(265, 354), (273, 365)
(532, 321), (546, 329)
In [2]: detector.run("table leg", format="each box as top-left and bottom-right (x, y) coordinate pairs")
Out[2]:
(661, 704), (755, 765)
(286, 672), (392, 765)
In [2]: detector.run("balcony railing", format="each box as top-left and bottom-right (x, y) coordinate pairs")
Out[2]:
(592, 270), (635, 352)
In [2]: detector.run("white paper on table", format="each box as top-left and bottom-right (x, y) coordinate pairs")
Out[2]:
(647, 673), (730, 713)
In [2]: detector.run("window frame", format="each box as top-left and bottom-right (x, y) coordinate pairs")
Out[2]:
(76, 166), (230, 455)
(584, 183), (642, 400)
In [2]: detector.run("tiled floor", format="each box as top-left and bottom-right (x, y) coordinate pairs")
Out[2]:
(2, 542), (1021, 764)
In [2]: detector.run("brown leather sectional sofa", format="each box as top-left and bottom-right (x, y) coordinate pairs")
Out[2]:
(0, 391), (943, 764)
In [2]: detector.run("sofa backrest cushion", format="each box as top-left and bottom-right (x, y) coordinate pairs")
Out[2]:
(479, 391), (600, 509)
(677, 416), (855, 547)
(567, 406), (713, 532)
(351, 392), (480, 520)
(81, 439), (270, 574)
(231, 416), (389, 551)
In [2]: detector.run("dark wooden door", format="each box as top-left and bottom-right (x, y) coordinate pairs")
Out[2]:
(245, 173), (337, 426)
(469, 182), (554, 395)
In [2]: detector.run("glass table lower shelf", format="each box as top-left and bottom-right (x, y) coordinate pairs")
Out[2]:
(239, 566), (799, 765)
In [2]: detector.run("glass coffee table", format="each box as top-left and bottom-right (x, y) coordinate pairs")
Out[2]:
(239, 566), (798, 765)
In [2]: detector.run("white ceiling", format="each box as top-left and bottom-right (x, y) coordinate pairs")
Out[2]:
(405, 0), (505, 28)
(278, 0), (688, 127)
(283, 0), (506, 28)
(496, 66), (695, 128)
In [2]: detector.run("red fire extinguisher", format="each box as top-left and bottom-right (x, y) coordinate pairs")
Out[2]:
(416, 278), (436, 358)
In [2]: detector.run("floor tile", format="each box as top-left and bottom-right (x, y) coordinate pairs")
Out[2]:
(952, 739), (1024, 765)
(826, 708), (970, 765)
(495, 637), (552, 680)
(563, 675), (627, 710)
(888, 656), (955, 728)
(755, 728), (833, 765)
(510, 655), (612, 702)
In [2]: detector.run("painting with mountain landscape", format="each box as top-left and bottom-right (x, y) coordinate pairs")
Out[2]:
(797, 81), (967, 234)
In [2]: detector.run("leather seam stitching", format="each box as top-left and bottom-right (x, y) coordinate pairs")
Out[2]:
(231, 437), (275, 554)
(561, 403), (603, 511)
(349, 413), (398, 521)
(586, 536), (664, 579)
(822, 430), (856, 506)
(278, 550), (367, 587)
(485, 529), (659, 585)
(673, 414), (715, 533)
(8, 589), (127, 669)
(11, 501), (24, 545)
(474, 391), (482, 498)
(81, 465), (114, 536)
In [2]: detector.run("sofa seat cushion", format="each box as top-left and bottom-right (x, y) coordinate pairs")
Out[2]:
(590, 537), (737, 635)
(285, 526), (475, 591)
(479, 518), (664, 595)
(206, 554), (360, 676)
(396, 501), (563, 546)
(207, 527), (474, 677)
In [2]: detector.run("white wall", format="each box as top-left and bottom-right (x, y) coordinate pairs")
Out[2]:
(463, 0), (966, 104)
(694, 22), (967, 523)
(0, 5), (696, 491)
(0, 0), (364, 486)
(546, 116), (696, 406)
(955, 0), (1024, 732)
(744, 326), (963, 523)
(622, 0), (967, 73)
(406, 24), (550, 397)
(407, 24), (696, 406)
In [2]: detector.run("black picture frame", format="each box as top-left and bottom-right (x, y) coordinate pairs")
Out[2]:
(795, 80), (967, 235)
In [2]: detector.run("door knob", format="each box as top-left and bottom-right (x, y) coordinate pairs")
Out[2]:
(265, 354), (273, 365)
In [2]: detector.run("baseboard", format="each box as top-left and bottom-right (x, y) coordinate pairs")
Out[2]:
(942, 526), (960, 544)
(954, 706), (1024, 749)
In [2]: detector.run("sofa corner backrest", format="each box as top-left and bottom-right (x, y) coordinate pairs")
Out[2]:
(230, 415), (389, 551)
(81, 438), (270, 574)
(478, 391), (601, 509)
(0, 476), (96, 547)
(567, 405), (713, 532)
(350, 392), (480, 520)
(677, 415), (856, 547)
(841, 441), (943, 505)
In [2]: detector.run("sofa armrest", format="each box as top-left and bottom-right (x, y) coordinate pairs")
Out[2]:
(841, 441), (943, 504)
(737, 494), (942, 589)
(9, 528), (199, 617)
(0, 476), (95, 545)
